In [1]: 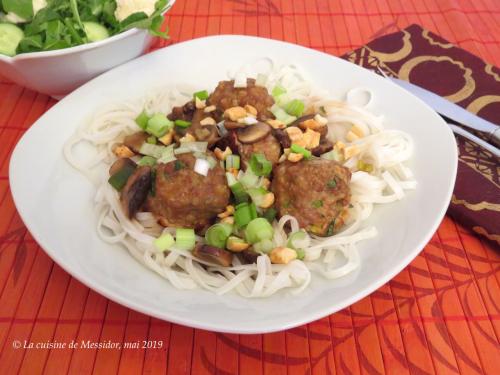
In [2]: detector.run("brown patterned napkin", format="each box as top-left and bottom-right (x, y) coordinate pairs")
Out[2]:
(342, 24), (500, 245)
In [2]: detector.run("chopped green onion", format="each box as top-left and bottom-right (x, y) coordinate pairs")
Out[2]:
(157, 145), (176, 164)
(205, 223), (233, 248)
(249, 153), (272, 176)
(272, 85), (286, 98)
(253, 239), (274, 253)
(193, 90), (209, 100)
(147, 113), (173, 137)
(175, 119), (192, 128)
(108, 163), (136, 191)
(239, 169), (259, 189)
(234, 203), (255, 227)
(249, 202), (258, 220)
(137, 156), (157, 167)
(247, 187), (267, 206)
(175, 228), (196, 251)
(174, 141), (208, 154)
(287, 230), (307, 250)
(262, 208), (277, 223)
(311, 199), (323, 208)
(154, 233), (175, 252)
(139, 143), (169, 159)
(255, 73), (267, 87)
(357, 160), (374, 173)
(135, 110), (150, 130)
(295, 248), (305, 260)
(321, 149), (343, 162)
(245, 218), (274, 244)
(270, 104), (296, 125)
(291, 143), (312, 159)
(225, 154), (240, 170)
(226, 173), (249, 203)
(327, 178), (337, 189)
(146, 135), (157, 144)
(207, 156), (217, 169)
(326, 219), (336, 236)
(284, 99), (305, 117)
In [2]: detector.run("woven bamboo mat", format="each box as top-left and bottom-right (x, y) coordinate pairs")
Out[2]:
(0, 1), (499, 374)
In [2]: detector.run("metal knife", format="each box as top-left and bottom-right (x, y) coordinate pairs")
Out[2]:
(388, 77), (500, 147)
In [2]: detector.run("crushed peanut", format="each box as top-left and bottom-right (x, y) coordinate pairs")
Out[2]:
(200, 117), (216, 126)
(195, 97), (206, 109)
(285, 126), (303, 143)
(226, 238), (250, 252)
(351, 124), (365, 138)
(158, 129), (174, 145)
(302, 128), (321, 149)
(220, 216), (235, 225)
(270, 247), (297, 264)
(267, 119), (286, 129)
(300, 118), (325, 131)
(345, 130), (360, 142)
(179, 133), (196, 143)
(260, 177), (271, 189)
(204, 105), (216, 113)
(113, 145), (134, 158)
(244, 104), (258, 116)
(258, 192), (275, 209)
(224, 106), (247, 121)
(314, 114), (328, 126)
(214, 146), (232, 160)
(218, 205), (235, 219)
(288, 152), (304, 162)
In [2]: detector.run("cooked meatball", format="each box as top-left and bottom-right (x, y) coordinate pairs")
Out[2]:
(208, 79), (275, 120)
(147, 153), (230, 232)
(272, 159), (351, 236)
(239, 133), (282, 167)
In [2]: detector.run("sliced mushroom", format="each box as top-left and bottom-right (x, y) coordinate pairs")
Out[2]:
(288, 114), (315, 128)
(123, 132), (148, 153)
(236, 122), (271, 144)
(121, 166), (152, 218)
(272, 128), (292, 149)
(238, 250), (260, 264)
(311, 139), (334, 156)
(216, 131), (240, 154)
(224, 121), (246, 130)
(109, 158), (137, 177)
(193, 244), (233, 267)
(194, 125), (219, 146)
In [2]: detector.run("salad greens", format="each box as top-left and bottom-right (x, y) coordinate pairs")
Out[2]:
(0, 0), (169, 56)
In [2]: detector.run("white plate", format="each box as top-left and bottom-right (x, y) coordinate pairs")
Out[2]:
(9, 36), (457, 334)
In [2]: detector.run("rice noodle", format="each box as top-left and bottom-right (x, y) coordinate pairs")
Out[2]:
(63, 60), (416, 297)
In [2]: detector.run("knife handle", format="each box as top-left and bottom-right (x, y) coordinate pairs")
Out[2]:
(490, 128), (500, 148)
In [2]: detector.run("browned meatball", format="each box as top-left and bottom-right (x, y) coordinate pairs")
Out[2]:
(147, 153), (230, 232)
(208, 79), (275, 120)
(272, 159), (351, 236)
(239, 133), (282, 167)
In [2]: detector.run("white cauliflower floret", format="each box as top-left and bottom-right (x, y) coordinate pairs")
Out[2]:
(115, 0), (157, 22)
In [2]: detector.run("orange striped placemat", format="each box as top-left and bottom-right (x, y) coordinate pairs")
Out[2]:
(0, 1), (499, 374)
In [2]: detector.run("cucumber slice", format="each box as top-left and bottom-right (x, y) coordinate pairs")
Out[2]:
(0, 23), (24, 57)
(82, 22), (109, 43)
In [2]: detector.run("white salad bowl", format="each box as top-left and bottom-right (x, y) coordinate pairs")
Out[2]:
(0, 1), (175, 99)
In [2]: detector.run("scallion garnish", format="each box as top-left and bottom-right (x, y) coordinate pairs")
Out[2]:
(147, 113), (173, 137)
(135, 110), (150, 130)
(262, 208), (277, 223)
(137, 156), (157, 167)
(327, 178), (337, 188)
(311, 199), (323, 208)
(193, 90), (209, 101)
(244, 218), (274, 244)
(225, 154), (241, 170)
(272, 85), (286, 98)
(284, 99), (305, 117)
(234, 202), (257, 227)
(205, 223), (233, 249)
(174, 119), (192, 128)
(174, 160), (186, 171)
(175, 228), (196, 251)
(108, 163), (136, 191)
(249, 153), (272, 176)
(290, 143), (312, 159)
(253, 239), (274, 253)
(146, 135), (157, 144)
(154, 233), (175, 252)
